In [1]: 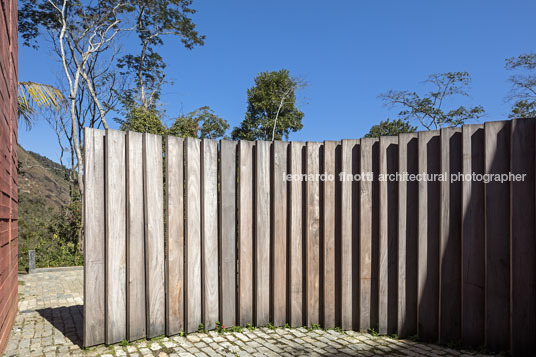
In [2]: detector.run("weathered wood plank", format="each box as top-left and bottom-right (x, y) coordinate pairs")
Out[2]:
(397, 133), (418, 338)
(238, 141), (254, 326)
(510, 118), (536, 355)
(201, 139), (219, 330)
(83, 128), (106, 347)
(105, 129), (127, 344)
(439, 127), (462, 344)
(359, 138), (376, 331)
(219, 140), (237, 327)
(289, 142), (305, 327)
(305, 142), (321, 326)
(461, 124), (485, 347)
(484, 120), (510, 352)
(126, 131), (146, 341)
(143, 133), (165, 338)
(417, 130), (440, 342)
(340, 139), (360, 330)
(378, 136), (398, 335)
(322, 141), (337, 328)
(255, 141), (271, 326)
(185, 138), (202, 333)
(165, 136), (184, 336)
(272, 140), (288, 326)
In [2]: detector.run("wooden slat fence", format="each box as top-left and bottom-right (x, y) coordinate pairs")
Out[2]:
(84, 118), (536, 355)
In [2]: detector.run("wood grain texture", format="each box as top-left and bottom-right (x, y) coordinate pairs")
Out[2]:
(510, 118), (536, 355)
(185, 138), (202, 333)
(271, 141), (288, 326)
(219, 140), (237, 327)
(322, 141), (338, 328)
(126, 131), (146, 341)
(340, 139), (359, 330)
(439, 127), (462, 344)
(165, 136), (184, 336)
(483, 121), (510, 352)
(305, 142), (322, 326)
(83, 128), (106, 347)
(238, 141), (254, 326)
(288, 142), (305, 327)
(359, 138), (376, 331)
(461, 125), (485, 347)
(417, 130), (440, 342)
(255, 141), (271, 326)
(143, 133), (165, 338)
(105, 129), (127, 344)
(378, 136), (398, 335)
(201, 139), (219, 330)
(397, 133), (418, 338)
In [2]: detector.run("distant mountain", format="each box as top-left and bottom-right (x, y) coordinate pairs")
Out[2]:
(17, 145), (71, 212)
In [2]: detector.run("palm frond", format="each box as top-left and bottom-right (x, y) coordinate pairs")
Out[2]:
(18, 81), (67, 129)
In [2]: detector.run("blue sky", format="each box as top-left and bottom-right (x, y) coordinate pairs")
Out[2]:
(18, 0), (536, 163)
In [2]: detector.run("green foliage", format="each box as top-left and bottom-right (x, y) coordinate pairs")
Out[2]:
(197, 323), (206, 333)
(505, 52), (536, 119)
(231, 69), (305, 141)
(368, 328), (379, 337)
(118, 105), (168, 135)
(380, 72), (485, 130)
(169, 106), (229, 139)
(365, 118), (417, 138)
(18, 194), (83, 271)
(266, 322), (276, 330)
(18, 82), (67, 130)
(246, 323), (256, 332)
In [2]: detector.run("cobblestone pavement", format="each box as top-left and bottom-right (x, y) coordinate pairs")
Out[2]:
(3, 268), (496, 356)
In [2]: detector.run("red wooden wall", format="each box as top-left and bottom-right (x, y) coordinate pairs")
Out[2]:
(0, 0), (18, 353)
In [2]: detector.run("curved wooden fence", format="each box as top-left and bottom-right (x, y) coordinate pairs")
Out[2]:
(84, 118), (536, 355)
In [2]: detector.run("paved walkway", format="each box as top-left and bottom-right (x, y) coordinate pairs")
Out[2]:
(3, 268), (495, 356)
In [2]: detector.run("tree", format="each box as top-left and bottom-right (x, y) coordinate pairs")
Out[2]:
(231, 69), (305, 141)
(169, 106), (229, 139)
(118, 0), (205, 109)
(505, 53), (536, 118)
(118, 105), (168, 136)
(365, 118), (417, 138)
(18, 81), (67, 129)
(380, 72), (485, 130)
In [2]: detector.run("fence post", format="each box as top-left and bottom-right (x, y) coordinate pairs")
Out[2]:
(28, 250), (35, 273)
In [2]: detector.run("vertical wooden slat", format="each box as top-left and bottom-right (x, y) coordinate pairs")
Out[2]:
(201, 139), (219, 330)
(305, 142), (321, 326)
(461, 124), (485, 347)
(219, 140), (237, 327)
(322, 141), (337, 328)
(165, 136), (184, 336)
(359, 138), (376, 331)
(510, 118), (536, 355)
(340, 139), (359, 330)
(417, 130), (440, 342)
(238, 141), (254, 326)
(439, 127), (462, 344)
(397, 133), (418, 338)
(378, 136), (398, 335)
(484, 120), (510, 352)
(272, 141), (288, 326)
(289, 142), (304, 327)
(255, 141), (271, 326)
(126, 131), (146, 341)
(143, 133), (165, 338)
(185, 137), (202, 333)
(105, 129), (127, 344)
(84, 128), (105, 347)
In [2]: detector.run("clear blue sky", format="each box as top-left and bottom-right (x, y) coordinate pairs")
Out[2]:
(18, 0), (536, 163)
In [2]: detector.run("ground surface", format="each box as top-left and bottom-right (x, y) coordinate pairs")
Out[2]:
(3, 268), (495, 356)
